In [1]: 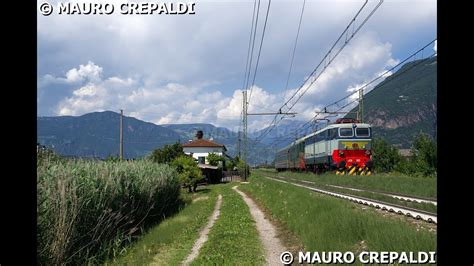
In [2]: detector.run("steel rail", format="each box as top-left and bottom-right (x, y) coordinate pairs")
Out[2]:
(263, 175), (437, 224)
(326, 184), (437, 206)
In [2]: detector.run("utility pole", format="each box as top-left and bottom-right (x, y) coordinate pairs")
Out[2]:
(358, 89), (364, 123)
(237, 131), (241, 158)
(240, 89), (298, 180)
(120, 109), (123, 160)
(242, 90), (248, 181)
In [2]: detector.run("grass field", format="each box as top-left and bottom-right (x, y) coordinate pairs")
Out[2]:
(255, 169), (437, 198)
(239, 174), (436, 262)
(111, 182), (265, 265)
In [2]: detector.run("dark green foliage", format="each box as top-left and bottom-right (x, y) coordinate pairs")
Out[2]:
(373, 133), (437, 177)
(171, 155), (203, 192)
(372, 138), (404, 173)
(151, 142), (185, 164)
(207, 153), (224, 167)
(224, 158), (235, 171)
(407, 133), (437, 177)
(105, 155), (120, 162)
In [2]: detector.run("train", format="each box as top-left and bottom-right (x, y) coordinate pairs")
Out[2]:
(275, 118), (373, 175)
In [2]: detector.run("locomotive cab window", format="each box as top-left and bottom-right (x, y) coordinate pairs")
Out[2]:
(355, 127), (370, 137)
(328, 128), (338, 140)
(339, 128), (353, 137)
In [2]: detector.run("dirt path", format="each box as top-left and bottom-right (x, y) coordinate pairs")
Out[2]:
(182, 194), (223, 265)
(232, 186), (286, 266)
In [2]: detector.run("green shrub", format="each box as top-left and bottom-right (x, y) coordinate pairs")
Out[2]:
(408, 133), (437, 177)
(371, 138), (404, 173)
(150, 142), (184, 164)
(37, 159), (180, 265)
(171, 155), (203, 192)
(207, 153), (224, 167)
(234, 156), (250, 178)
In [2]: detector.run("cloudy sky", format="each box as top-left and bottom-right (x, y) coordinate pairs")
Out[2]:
(37, 0), (436, 132)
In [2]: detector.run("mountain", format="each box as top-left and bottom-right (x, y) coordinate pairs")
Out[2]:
(37, 111), (181, 159)
(346, 56), (437, 148)
(38, 55), (436, 163)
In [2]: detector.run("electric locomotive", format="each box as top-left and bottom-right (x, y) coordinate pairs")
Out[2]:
(275, 118), (373, 175)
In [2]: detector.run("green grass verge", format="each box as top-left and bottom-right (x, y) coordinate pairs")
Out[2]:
(108, 187), (217, 265)
(255, 169), (437, 198)
(190, 183), (265, 265)
(110, 182), (265, 265)
(239, 174), (436, 260)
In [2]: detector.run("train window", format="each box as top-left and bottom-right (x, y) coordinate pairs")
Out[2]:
(356, 128), (370, 137)
(316, 130), (327, 142)
(339, 128), (353, 137)
(328, 128), (338, 140)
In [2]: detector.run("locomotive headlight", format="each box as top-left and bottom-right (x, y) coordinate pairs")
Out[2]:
(339, 151), (344, 156)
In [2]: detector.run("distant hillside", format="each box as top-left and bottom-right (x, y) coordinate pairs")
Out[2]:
(37, 111), (181, 159)
(39, 56), (438, 163)
(346, 56), (437, 148)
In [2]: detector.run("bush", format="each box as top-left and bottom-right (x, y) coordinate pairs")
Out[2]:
(408, 133), (437, 177)
(150, 143), (184, 164)
(234, 156), (250, 179)
(371, 138), (404, 173)
(207, 153), (224, 167)
(171, 155), (203, 192)
(372, 133), (437, 177)
(37, 159), (181, 265)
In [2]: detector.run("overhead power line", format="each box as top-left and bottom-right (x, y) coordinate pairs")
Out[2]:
(241, 0), (258, 94)
(248, 0), (272, 106)
(282, 0), (306, 101)
(253, 0), (384, 144)
(265, 40), (437, 149)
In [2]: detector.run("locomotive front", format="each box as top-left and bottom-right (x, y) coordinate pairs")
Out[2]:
(330, 119), (373, 175)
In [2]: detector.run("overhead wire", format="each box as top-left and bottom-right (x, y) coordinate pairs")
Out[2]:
(248, 0), (273, 106)
(282, 0), (306, 102)
(253, 0), (383, 144)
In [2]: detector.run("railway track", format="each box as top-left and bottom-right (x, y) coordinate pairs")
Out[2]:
(325, 184), (437, 206)
(263, 175), (437, 224)
(290, 178), (437, 206)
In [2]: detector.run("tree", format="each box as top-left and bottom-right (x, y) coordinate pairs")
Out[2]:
(150, 143), (184, 164)
(207, 153), (224, 167)
(171, 155), (202, 192)
(371, 138), (404, 173)
(410, 132), (437, 177)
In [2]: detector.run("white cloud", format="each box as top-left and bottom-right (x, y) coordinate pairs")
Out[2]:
(52, 28), (398, 130)
(39, 0), (436, 132)
(65, 61), (103, 83)
(434, 40), (437, 53)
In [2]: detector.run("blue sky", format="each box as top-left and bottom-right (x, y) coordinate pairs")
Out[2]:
(37, 0), (436, 132)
